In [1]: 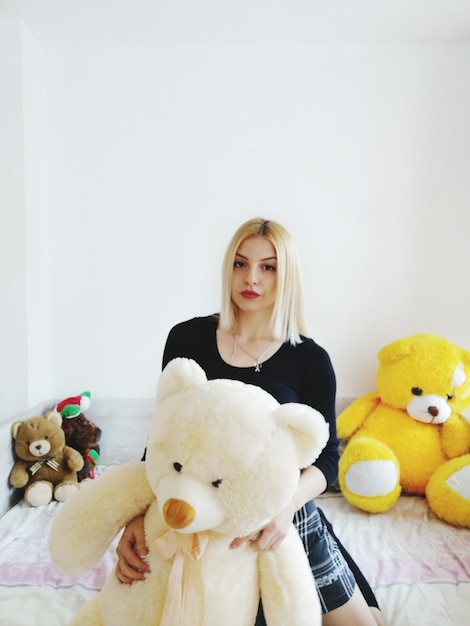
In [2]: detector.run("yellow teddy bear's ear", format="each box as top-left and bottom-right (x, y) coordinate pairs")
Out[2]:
(156, 358), (208, 405)
(460, 348), (470, 377)
(377, 335), (418, 364)
(453, 347), (470, 415)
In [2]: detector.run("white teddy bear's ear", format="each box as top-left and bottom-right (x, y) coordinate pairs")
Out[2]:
(157, 358), (208, 405)
(274, 403), (330, 469)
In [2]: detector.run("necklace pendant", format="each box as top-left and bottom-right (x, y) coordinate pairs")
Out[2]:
(254, 362), (261, 373)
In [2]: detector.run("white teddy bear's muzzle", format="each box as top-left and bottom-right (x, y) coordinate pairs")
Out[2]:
(156, 472), (227, 534)
(407, 394), (451, 424)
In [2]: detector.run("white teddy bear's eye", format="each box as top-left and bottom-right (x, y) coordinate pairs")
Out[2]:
(211, 479), (223, 488)
(173, 462), (182, 472)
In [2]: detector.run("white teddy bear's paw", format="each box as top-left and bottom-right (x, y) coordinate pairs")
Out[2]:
(26, 481), (53, 506)
(55, 483), (79, 502)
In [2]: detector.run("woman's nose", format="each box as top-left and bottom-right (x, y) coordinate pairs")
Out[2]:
(245, 268), (259, 285)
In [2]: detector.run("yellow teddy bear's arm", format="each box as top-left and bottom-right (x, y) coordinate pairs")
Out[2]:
(49, 461), (154, 575)
(336, 392), (381, 439)
(441, 414), (470, 458)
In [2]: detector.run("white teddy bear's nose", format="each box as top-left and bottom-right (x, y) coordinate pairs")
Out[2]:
(155, 472), (227, 533)
(163, 498), (196, 529)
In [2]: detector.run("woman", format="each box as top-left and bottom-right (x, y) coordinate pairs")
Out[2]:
(116, 218), (385, 626)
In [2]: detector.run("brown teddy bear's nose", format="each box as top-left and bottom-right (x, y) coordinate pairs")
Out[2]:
(428, 406), (439, 418)
(163, 498), (196, 529)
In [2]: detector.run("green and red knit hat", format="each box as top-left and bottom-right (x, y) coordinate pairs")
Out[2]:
(55, 391), (91, 418)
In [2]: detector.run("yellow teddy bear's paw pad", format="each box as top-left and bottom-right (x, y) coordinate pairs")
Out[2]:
(426, 454), (470, 527)
(339, 437), (401, 513)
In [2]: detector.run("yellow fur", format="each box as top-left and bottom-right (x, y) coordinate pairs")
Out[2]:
(337, 334), (470, 526)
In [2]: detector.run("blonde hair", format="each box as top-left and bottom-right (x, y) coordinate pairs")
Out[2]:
(219, 218), (309, 344)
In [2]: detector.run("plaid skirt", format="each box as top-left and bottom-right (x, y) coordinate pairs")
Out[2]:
(254, 500), (356, 625)
(294, 500), (356, 613)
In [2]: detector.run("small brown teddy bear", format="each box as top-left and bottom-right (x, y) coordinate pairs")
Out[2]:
(9, 412), (84, 507)
(61, 413), (102, 481)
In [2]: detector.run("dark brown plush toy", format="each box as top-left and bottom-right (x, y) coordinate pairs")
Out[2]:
(61, 413), (102, 481)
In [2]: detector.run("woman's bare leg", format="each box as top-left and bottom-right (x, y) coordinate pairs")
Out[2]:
(322, 587), (386, 626)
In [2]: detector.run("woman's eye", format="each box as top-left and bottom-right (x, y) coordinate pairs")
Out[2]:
(263, 264), (276, 272)
(234, 261), (245, 269)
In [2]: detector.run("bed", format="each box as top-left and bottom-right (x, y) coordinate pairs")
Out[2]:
(1, 398), (470, 626)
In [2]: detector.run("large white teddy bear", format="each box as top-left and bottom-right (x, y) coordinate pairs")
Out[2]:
(49, 358), (329, 626)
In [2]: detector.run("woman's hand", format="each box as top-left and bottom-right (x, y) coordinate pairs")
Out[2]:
(115, 515), (150, 584)
(230, 503), (296, 552)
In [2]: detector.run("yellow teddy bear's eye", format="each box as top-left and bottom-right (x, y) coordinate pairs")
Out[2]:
(412, 387), (422, 396)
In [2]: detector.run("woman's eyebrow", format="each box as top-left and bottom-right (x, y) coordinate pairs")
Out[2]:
(235, 253), (277, 262)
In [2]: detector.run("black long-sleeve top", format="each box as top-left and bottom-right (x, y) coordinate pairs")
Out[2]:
(162, 315), (339, 489)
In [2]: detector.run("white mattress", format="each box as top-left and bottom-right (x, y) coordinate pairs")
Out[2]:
(0, 477), (118, 626)
(318, 492), (470, 626)
(1, 481), (469, 625)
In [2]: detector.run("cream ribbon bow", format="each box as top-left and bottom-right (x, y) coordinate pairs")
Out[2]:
(154, 530), (210, 626)
(29, 457), (60, 475)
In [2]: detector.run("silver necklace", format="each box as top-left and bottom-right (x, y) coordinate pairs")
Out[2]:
(231, 336), (275, 372)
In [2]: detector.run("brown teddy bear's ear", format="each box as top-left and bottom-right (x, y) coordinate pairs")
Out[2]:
(11, 422), (22, 439)
(156, 358), (208, 405)
(45, 410), (63, 426)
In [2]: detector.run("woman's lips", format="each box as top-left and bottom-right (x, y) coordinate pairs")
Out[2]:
(240, 290), (260, 299)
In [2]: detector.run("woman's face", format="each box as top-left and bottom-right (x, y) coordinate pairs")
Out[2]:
(231, 236), (277, 315)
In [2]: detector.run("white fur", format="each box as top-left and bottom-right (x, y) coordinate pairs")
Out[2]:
(50, 358), (327, 626)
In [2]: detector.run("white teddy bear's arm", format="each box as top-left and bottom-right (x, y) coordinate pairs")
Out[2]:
(258, 525), (321, 626)
(49, 461), (154, 574)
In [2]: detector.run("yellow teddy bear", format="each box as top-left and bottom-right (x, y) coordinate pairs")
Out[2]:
(337, 334), (470, 527)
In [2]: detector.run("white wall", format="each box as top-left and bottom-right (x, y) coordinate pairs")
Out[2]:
(23, 25), (51, 408)
(0, 19), (51, 423)
(2, 17), (470, 410)
(0, 18), (28, 422)
(45, 43), (470, 399)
